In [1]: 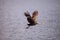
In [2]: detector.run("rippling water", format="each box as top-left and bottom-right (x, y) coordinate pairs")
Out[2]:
(0, 0), (60, 40)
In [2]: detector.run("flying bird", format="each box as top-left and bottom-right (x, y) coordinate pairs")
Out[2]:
(24, 10), (38, 27)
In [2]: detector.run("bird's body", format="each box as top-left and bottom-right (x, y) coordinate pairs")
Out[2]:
(24, 11), (38, 26)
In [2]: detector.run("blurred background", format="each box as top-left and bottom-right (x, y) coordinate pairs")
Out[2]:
(0, 0), (60, 40)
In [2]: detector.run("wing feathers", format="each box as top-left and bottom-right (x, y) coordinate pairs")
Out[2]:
(24, 11), (38, 25)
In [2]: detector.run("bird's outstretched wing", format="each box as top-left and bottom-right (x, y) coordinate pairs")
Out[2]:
(32, 10), (38, 23)
(24, 11), (33, 24)
(24, 11), (31, 18)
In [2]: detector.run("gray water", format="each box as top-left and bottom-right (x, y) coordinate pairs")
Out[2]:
(0, 0), (60, 40)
